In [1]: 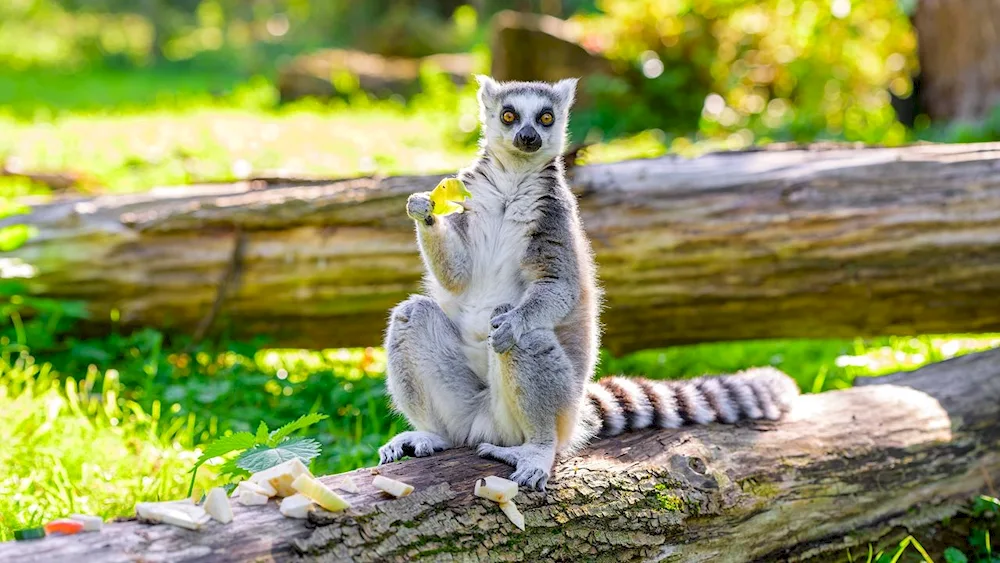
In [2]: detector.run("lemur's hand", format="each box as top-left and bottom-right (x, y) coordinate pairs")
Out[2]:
(406, 192), (434, 225)
(489, 303), (524, 354)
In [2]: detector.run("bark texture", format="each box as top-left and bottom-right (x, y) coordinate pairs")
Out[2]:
(5, 143), (1000, 354)
(1, 348), (997, 562)
(915, 0), (1000, 121)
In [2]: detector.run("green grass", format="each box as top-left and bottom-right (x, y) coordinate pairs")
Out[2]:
(2, 292), (998, 542)
(0, 348), (199, 539)
(0, 67), (480, 194)
(0, 64), (720, 200)
(599, 334), (1000, 393)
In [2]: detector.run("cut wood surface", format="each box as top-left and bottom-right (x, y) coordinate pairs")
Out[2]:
(5, 143), (1000, 353)
(2, 348), (998, 563)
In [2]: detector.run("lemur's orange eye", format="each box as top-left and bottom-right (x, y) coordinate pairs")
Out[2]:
(501, 110), (516, 124)
(539, 112), (554, 126)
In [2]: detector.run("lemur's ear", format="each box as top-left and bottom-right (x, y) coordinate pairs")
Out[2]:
(476, 75), (500, 108)
(553, 78), (578, 109)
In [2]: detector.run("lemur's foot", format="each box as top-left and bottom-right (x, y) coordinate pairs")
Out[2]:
(378, 431), (451, 464)
(477, 443), (553, 491)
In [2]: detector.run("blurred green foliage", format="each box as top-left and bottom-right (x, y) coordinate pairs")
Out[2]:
(3, 0), (999, 190)
(0, 0), (600, 70)
(0, 70), (479, 192)
(573, 0), (918, 147)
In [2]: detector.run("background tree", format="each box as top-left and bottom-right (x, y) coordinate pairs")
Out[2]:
(915, 0), (1000, 123)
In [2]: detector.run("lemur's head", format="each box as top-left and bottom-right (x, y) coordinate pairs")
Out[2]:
(475, 75), (577, 162)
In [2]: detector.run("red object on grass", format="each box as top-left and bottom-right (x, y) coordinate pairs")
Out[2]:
(44, 519), (84, 535)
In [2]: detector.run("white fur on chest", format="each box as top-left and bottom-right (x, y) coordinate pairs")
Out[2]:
(430, 170), (545, 379)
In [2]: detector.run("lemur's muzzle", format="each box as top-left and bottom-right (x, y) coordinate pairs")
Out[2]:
(514, 126), (542, 153)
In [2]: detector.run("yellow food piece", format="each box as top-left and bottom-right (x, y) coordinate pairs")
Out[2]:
(204, 487), (234, 524)
(249, 458), (312, 497)
(429, 178), (472, 216)
(291, 474), (351, 512)
(499, 501), (525, 531)
(474, 476), (519, 504)
(372, 475), (414, 498)
(279, 494), (315, 519)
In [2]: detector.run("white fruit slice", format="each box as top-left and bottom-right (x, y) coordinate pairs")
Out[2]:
(155, 500), (211, 523)
(231, 480), (276, 498)
(291, 474), (351, 512)
(237, 489), (269, 506)
(68, 514), (103, 532)
(136, 502), (210, 530)
(373, 475), (414, 498)
(249, 458), (312, 497)
(279, 494), (315, 519)
(474, 476), (518, 504)
(204, 487), (234, 524)
(499, 501), (525, 531)
(255, 479), (278, 497)
(334, 476), (359, 494)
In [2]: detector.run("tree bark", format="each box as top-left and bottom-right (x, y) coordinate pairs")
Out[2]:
(915, 0), (1000, 121)
(5, 143), (1000, 354)
(2, 348), (997, 562)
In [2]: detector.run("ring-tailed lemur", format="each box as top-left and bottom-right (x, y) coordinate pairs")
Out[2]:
(378, 76), (799, 491)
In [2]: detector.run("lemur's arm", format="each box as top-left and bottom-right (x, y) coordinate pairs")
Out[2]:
(407, 192), (471, 293)
(489, 193), (581, 353)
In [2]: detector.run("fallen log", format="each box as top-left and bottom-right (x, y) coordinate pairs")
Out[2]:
(4, 143), (1000, 353)
(2, 348), (997, 562)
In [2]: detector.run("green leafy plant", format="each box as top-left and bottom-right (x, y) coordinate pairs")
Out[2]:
(944, 546), (970, 563)
(972, 495), (1000, 518)
(574, 0), (917, 146)
(188, 412), (329, 495)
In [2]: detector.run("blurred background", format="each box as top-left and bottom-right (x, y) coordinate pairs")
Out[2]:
(2, 0), (999, 557)
(2, 0), (999, 194)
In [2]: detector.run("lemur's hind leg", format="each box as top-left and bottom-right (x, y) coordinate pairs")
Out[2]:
(380, 295), (485, 464)
(478, 322), (579, 491)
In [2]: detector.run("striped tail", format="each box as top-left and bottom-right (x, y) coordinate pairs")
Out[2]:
(582, 367), (799, 438)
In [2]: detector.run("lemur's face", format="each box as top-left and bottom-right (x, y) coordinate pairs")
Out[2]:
(476, 76), (577, 162)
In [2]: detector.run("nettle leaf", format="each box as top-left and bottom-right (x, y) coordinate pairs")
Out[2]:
(193, 432), (257, 467)
(267, 412), (329, 446)
(187, 431), (257, 496)
(219, 457), (250, 479)
(236, 437), (322, 474)
(255, 421), (270, 444)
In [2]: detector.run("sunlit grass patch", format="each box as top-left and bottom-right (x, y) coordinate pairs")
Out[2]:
(0, 69), (480, 195)
(0, 101), (477, 193)
(0, 351), (198, 541)
(833, 335), (1000, 377)
(597, 334), (1000, 393)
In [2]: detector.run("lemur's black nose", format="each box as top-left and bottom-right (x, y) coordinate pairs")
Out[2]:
(514, 126), (542, 153)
